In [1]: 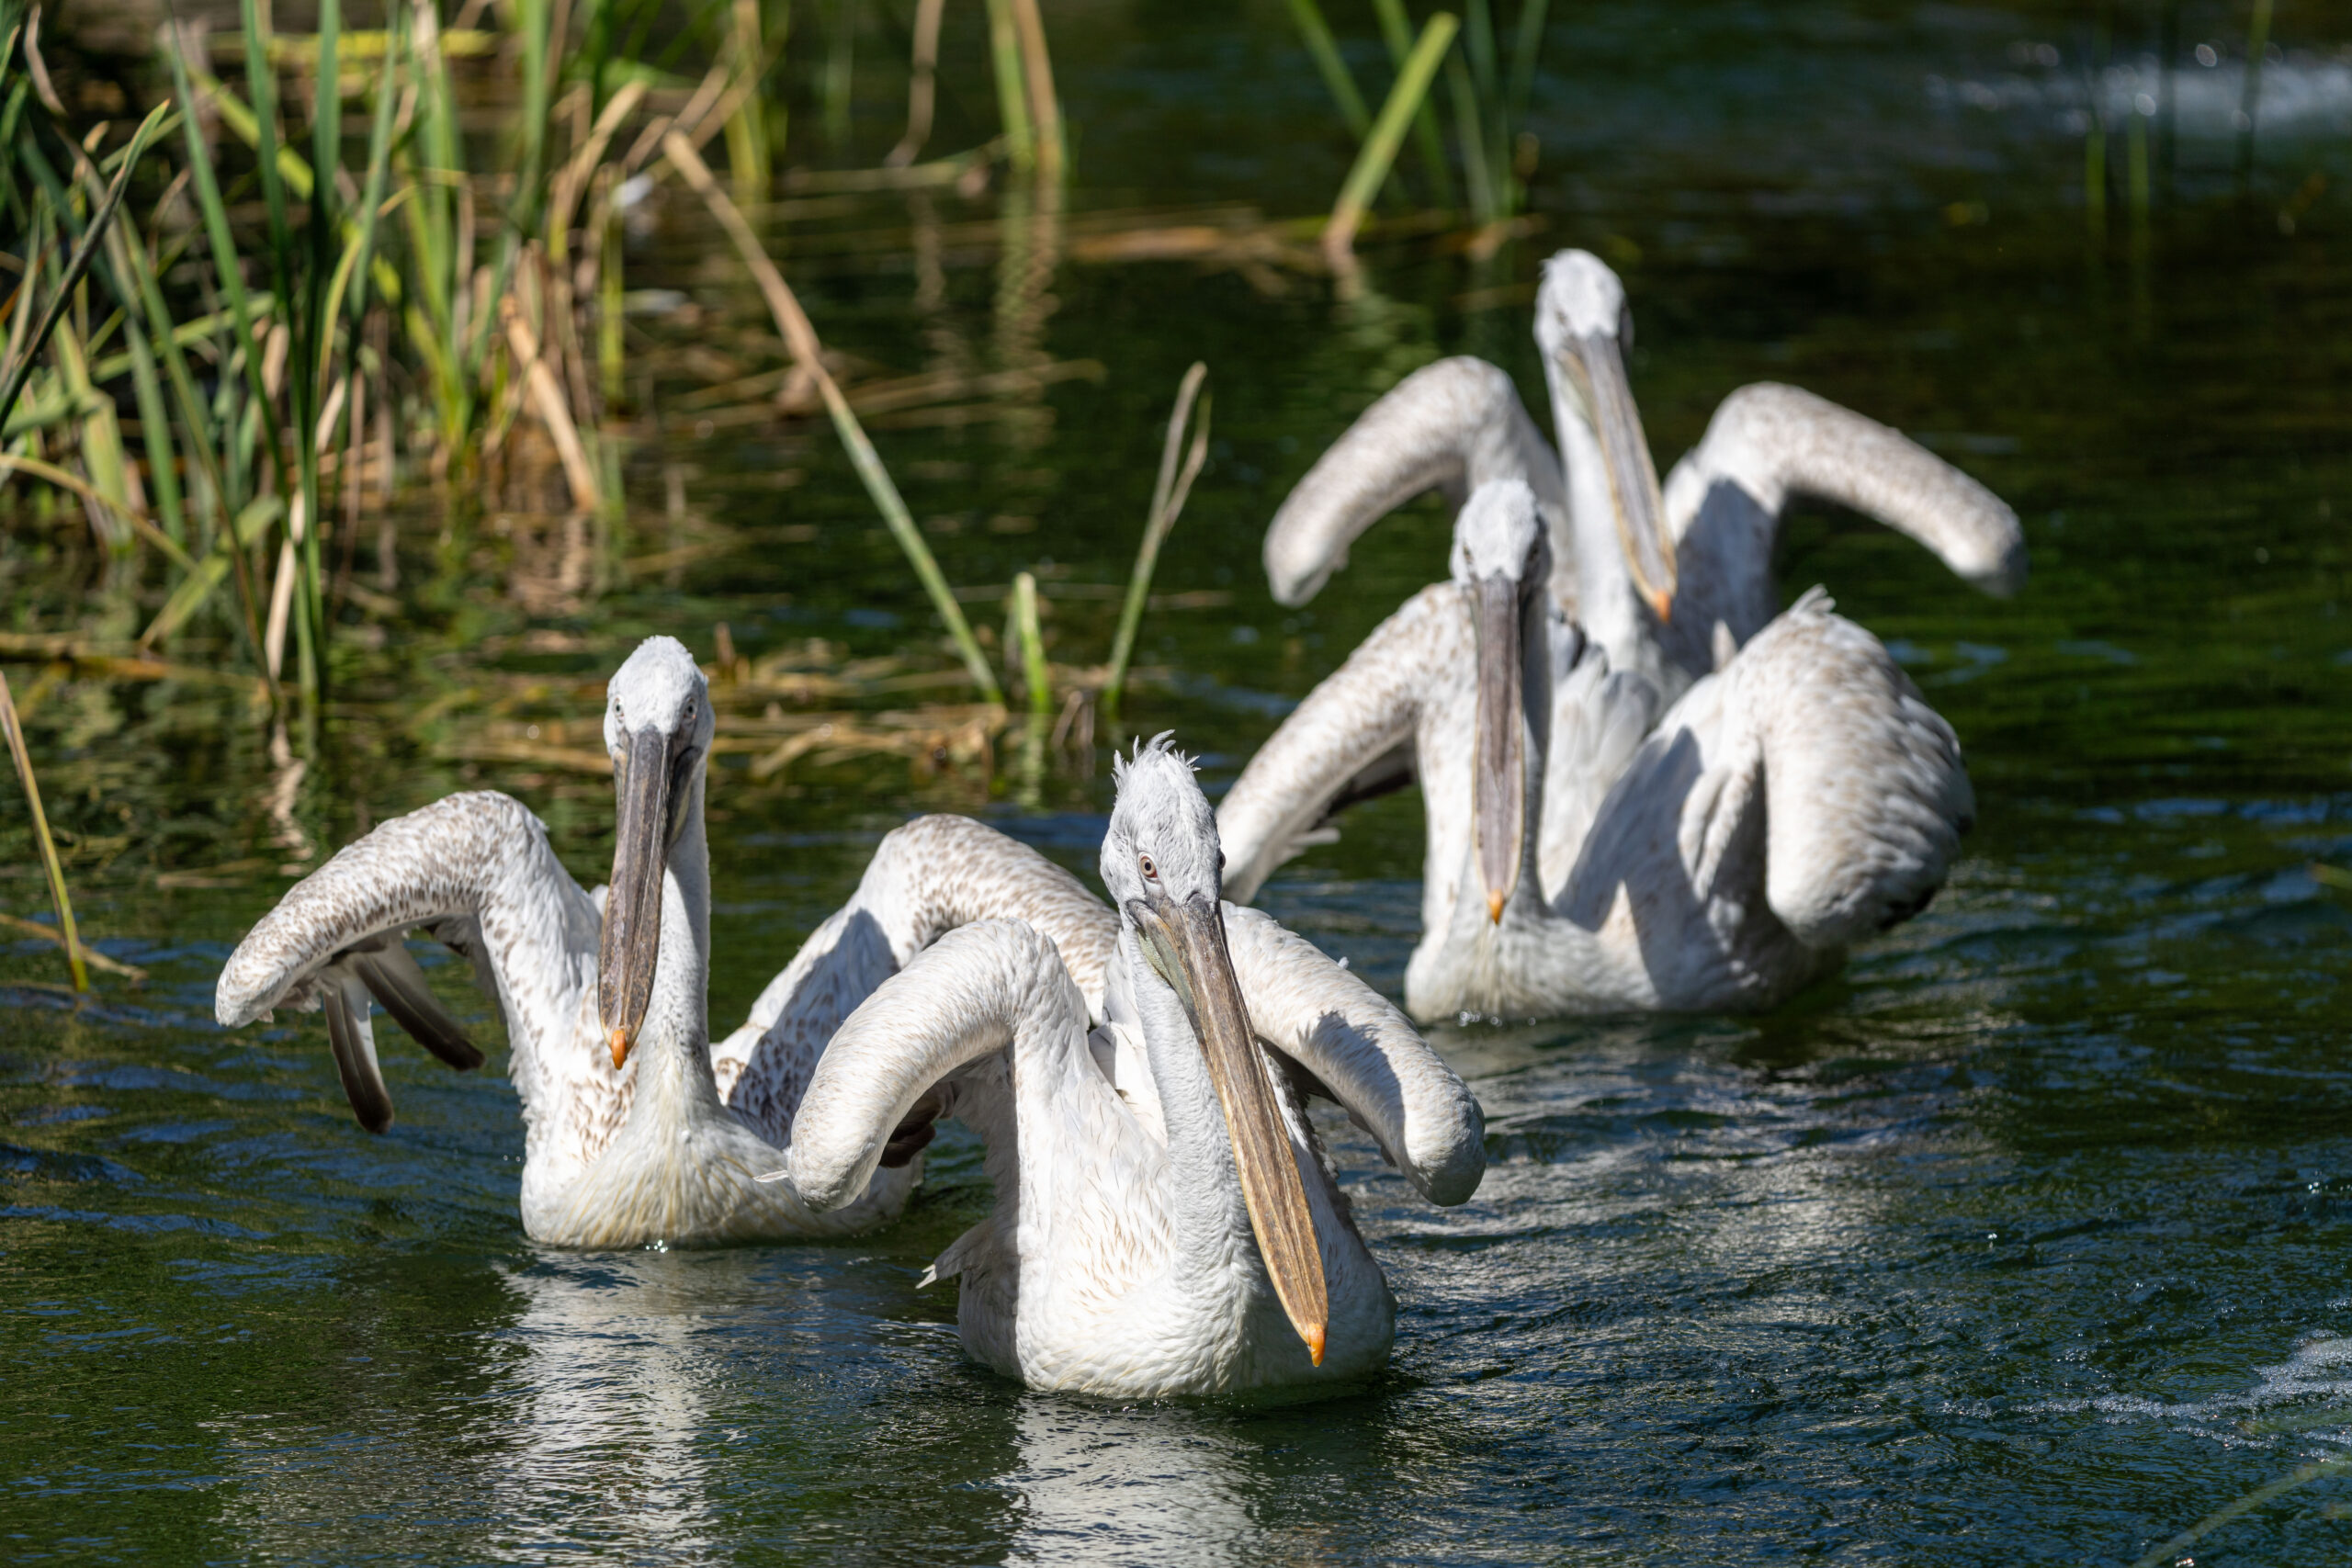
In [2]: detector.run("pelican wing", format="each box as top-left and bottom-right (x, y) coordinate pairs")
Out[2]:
(1712, 589), (1973, 949)
(1264, 357), (1566, 609)
(1668, 381), (2026, 595)
(1218, 582), (1469, 905)
(1222, 905), (1485, 1206)
(216, 791), (602, 1130)
(715, 815), (1116, 1141)
(786, 918), (1090, 1212)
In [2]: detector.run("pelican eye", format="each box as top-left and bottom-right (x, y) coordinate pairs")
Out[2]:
(1138, 852), (1159, 883)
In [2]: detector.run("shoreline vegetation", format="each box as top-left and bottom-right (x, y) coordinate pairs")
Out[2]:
(0, 0), (1525, 959)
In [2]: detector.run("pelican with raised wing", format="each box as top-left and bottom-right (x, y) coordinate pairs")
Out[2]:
(778, 739), (1486, 1400)
(1223, 475), (1978, 1020)
(1261, 249), (2023, 703)
(1223, 250), (2007, 1019)
(214, 637), (1109, 1247)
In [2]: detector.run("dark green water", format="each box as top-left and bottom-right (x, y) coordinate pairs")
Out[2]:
(6, 1), (2352, 1561)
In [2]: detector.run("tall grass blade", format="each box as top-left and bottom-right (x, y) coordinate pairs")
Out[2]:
(1283, 0), (1372, 139)
(343, 0), (402, 333)
(598, 174), (624, 409)
(886, 0), (946, 167)
(1103, 362), (1209, 720)
(1370, 0), (1455, 210)
(2129, 1451), (2352, 1568)
(1012, 571), (1051, 715)
(1506, 0), (1549, 136)
(1006, 0), (1066, 182)
(1324, 13), (1458, 264)
(0, 102), (165, 433)
(99, 223), (186, 545)
(0, 668), (87, 993)
(313, 0), (342, 240)
(1446, 49), (1497, 223)
(724, 0), (773, 200)
(168, 37), (287, 491)
(982, 0), (1035, 171)
(662, 130), (1003, 704)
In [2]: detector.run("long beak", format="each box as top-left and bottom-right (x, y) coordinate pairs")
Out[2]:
(598, 727), (672, 1069)
(1571, 330), (1676, 622)
(1131, 891), (1330, 1365)
(1473, 572), (1525, 925)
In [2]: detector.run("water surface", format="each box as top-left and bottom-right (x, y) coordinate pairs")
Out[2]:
(6, 2), (2352, 1562)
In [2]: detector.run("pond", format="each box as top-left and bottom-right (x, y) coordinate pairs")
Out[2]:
(5, 0), (2351, 1562)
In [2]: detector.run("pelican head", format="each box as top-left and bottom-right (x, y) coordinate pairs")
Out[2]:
(1101, 737), (1331, 1366)
(1450, 480), (1543, 924)
(598, 637), (715, 1069)
(1535, 249), (1676, 623)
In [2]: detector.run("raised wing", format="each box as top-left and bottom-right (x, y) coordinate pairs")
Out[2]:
(1217, 582), (1469, 905)
(783, 918), (1090, 1211)
(1670, 382), (2026, 591)
(1264, 356), (1567, 609)
(714, 814), (1116, 1142)
(1222, 905), (1484, 1206)
(216, 791), (601, 1131)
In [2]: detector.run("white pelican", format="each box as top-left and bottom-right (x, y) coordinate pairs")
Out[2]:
(776, 738), (1487, 1400)
(1223, 251), (2011, 1018)
(1231, 479), (1976, 1017)
(213, 637), (1105, 1247)
(1262, 252), (2025, 698)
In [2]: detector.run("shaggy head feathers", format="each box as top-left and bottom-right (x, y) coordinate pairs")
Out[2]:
(1102, 734), (1225, 908)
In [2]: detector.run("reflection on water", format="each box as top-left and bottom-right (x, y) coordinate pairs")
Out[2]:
(6, 0), (2352, 1562)
(1002, 1402), (1263, 1564)
(487, 1258), (734, 1561)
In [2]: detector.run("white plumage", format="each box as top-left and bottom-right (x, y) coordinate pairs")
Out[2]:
(214, 638), (1112, 1248)
(1222, 250), (2015, 1021)
(784, 739), (1486, 1400)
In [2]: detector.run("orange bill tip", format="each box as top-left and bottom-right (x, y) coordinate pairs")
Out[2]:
(607, 1026), (631, 1070)
(1305, 1324), (1326, 1367)
(1650, 588), (1675, 624)
(1487, 890), (1507, 924)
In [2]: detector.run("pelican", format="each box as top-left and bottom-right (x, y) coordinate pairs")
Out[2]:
(776, 738), (1487, 1400)
(1222, 251), (2012, 1019)
(213, 637), (1102, 1247)
(1262, 249), (2024, 698)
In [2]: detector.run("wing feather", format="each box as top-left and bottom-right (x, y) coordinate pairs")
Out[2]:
(1218, 583), (1467, 906)
(1222, 904), (1485, 1206)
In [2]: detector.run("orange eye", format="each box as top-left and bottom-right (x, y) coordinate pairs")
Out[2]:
(1138, 853), (1159, 882)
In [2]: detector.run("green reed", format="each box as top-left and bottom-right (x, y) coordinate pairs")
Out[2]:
(0, 666), (85, 992)
(1286, 0), (1544, 230)
(1102, 362), (1211, 721)
(1326, 14), (1458, 263)
(2, 0), (1088, 750)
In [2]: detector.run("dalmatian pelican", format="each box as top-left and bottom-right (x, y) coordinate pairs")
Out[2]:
(1221, 251), (2017, 1019)
(778, 739), (1487, 1399)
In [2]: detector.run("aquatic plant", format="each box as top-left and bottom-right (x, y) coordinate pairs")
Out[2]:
(0, 666), (85, 990)
(1102, 361), (1210, 721)
(1286, 0), (1546, 235)
(0, 0), (1067, 732)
